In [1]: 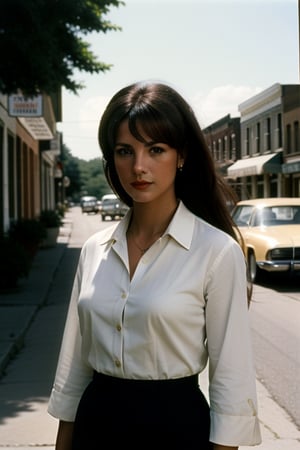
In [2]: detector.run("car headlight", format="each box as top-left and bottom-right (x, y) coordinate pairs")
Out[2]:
(268, 248), (293, 260)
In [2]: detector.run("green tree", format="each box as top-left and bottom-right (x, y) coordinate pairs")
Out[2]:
(60, 148), (110, 202)
(78, 158), (111, 199)
(60, 144), (82, 200)
(0, 0), (124, 95)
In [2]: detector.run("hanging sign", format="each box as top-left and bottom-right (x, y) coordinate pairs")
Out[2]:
(8, 94), (43, 117)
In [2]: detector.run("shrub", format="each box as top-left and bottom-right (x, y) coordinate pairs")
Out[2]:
(0, 237), (32, 290)
(8, 218), (47, 259)
(39, 209), (62, 228)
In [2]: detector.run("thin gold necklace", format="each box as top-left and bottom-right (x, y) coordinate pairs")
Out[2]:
(128, 231), (163, 255)
(131, 237), (151, 254)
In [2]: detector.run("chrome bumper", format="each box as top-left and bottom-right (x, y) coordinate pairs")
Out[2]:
(258, 261), (300, 272)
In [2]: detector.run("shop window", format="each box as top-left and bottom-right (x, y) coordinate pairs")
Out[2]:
(223, 136), (228, 160)
(286, 124), (291, 154)
(217, 138), (222, 161)
(230, 133), (236, 160)
(264, 117), (271, 151)
(256, 122), (260, 153)
(276, 113), (282, 148)
(212, 141), (217, 160)
(8, 134), (15, 222)
(0, 124), (3, 235)
(246, 127), (250, 156)
(294, 121), (299, 153)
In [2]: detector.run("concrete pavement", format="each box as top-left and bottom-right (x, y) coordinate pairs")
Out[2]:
(0, 207), (299, 449)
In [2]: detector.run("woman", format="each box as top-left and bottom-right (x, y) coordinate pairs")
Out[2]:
(48, 80), (262, 449)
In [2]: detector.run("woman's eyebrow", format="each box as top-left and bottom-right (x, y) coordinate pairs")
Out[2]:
(144, 140), (157, 147)
(114, 142), (131, 147)
(115, 140), (158, 148)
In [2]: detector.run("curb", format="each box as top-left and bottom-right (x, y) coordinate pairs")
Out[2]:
(0, 305), (38, 377)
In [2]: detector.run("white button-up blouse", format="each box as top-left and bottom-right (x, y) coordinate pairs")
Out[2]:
(48, 201), (261, 446)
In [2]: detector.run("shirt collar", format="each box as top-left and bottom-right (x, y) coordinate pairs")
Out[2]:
(96, 209), (132, 249)
(165, 201), (195, 250)
(97, 200), (195, 251)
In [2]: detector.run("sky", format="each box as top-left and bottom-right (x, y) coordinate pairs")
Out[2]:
(57, 0), (299, 161)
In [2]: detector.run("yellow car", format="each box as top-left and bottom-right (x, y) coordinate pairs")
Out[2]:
(231, 197), (300, 282)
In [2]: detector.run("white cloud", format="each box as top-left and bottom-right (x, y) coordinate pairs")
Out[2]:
(191, 85), (263, 128)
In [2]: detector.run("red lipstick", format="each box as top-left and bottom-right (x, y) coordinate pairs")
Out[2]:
(131, 181), (152, 190)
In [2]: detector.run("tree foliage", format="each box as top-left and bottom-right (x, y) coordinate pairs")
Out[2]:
(61, 144), (111, 202)
(77, 157), (111, 199)
(60, 144), (82, 199)
(0, 0), (124, 95)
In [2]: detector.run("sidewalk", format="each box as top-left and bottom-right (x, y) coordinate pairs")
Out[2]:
(0, 208), (299, 449)
(0, 216), (72, 378)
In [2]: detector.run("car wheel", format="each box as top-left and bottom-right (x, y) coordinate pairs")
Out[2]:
(248, 252), (257, 283)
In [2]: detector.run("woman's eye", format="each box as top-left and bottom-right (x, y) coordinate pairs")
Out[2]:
(150, 146), (164, 154)
(115, 147), (132, 156)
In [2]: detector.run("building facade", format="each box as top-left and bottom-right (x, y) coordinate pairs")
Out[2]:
(227, 83), (300, 199)
(0, 92), (62, 235)
(281, 85), (300, 196)
(203, 114), (241, 174)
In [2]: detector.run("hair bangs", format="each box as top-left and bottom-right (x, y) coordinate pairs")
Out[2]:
(127, 103), (184, 149)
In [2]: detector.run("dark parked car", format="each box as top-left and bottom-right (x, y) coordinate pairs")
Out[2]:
(80, 196), (98, 214)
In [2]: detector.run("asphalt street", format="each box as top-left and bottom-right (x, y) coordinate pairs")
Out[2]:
(0, 207), (299, 449)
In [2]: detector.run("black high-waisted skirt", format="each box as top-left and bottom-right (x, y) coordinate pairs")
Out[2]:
(72, 372), (212, 450)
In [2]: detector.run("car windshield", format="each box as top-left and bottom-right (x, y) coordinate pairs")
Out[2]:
(231, 205), (254, 226)
(232, 205), (300, 227)
(81, 196), (96, 203)
(103, 199), (117, 205)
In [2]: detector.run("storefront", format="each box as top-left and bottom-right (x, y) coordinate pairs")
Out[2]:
(282, 161), (300, 197)
(227, 152), (283, 199)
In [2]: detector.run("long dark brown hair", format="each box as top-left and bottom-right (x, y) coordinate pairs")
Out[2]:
(98, 81), (252, 303)
(98, 80), (238, 238)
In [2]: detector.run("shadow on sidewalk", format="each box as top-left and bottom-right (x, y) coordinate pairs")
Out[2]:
(0, 245), (81, 426)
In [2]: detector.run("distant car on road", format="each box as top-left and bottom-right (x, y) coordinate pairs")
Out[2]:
(97, 200), (102, 213)
(80, 196), (99, 214)
(231, 197), (300, 282)
(101, 194), (129, 221)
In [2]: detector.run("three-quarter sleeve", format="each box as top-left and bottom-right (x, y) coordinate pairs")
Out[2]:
(205, 240), (262, 446)
(48, 251), (93, 421)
